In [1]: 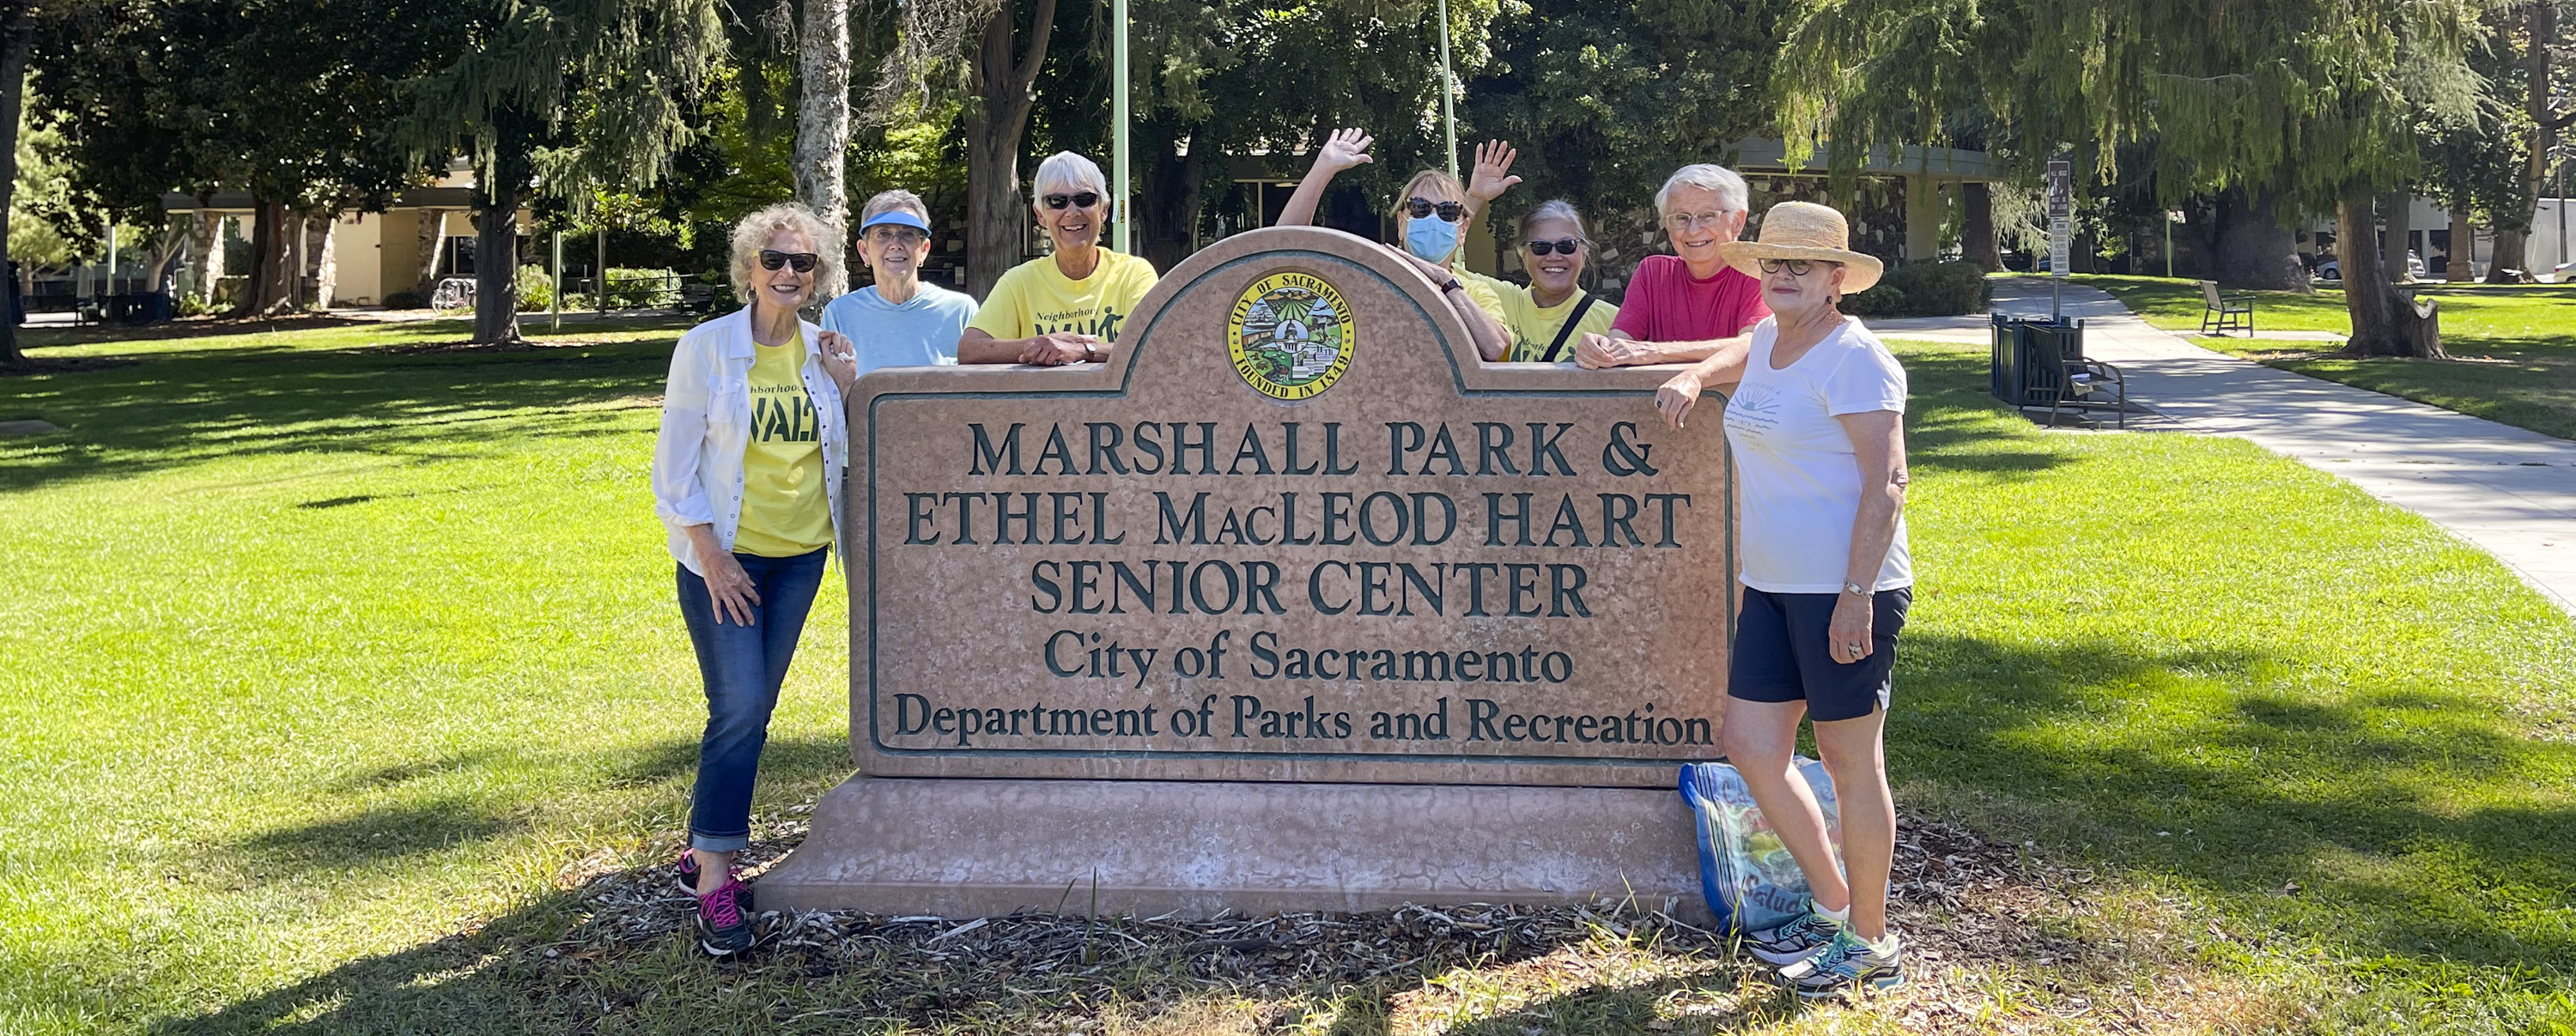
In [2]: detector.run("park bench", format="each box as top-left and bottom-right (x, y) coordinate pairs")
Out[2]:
(2019, 332), (2128, 430)
(2197, 279), (2253, 336)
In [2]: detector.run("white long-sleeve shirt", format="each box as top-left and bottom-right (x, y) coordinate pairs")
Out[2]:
(651, 306), (848, 575)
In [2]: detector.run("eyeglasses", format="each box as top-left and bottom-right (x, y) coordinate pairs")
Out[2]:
(1664, 210), (1735, 230)
(757, 250), (818, 273)
(866, 227), (928, 245)
(1757, 258), (1840, 276)
(1042, 191), (1101, 210)
(1405, 197), (1467, 222)
(1523, 238), (1584, 256)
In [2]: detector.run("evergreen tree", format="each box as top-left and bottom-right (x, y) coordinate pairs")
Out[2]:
(1775, 0), (2483, 354)
(393, 0), (725, 342)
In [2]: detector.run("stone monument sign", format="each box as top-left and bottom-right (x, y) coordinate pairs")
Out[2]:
(761, 227), (1738, 918)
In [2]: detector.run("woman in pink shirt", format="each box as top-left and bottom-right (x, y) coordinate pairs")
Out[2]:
(1575, 164), (1771, 368)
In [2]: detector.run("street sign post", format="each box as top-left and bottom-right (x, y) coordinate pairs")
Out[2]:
(2046, 160), (2072, 318)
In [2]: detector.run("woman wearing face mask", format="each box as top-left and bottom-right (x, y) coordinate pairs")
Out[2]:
(821, 190), (975, 374)
(1652, 202), (1912, 997)
(1276, 128), (1512, 362)
(651, 203), (860, 956)
(958, 152), (1160, 366)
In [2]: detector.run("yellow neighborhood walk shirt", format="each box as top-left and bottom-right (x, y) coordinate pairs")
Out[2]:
(966, 250), (1161, 342)
(1465, 270), (1619, 362)
(732, 339), (831, 557)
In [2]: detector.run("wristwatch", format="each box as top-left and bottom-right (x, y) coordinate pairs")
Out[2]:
(1438, 277), (1464, 294)
(1842, 581), (1870, 597)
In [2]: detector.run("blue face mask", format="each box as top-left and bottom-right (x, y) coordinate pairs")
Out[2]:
(1404, 215), (1461, 263)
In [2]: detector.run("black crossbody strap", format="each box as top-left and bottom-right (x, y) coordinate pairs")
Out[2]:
(1539, 294), (1600, 363)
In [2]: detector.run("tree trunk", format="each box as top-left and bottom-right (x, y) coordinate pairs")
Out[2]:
(2336, 188), (2439, 358)
(236, 201), (297, 317)
(472, 180), (523, 342)
(1134, 119), (1207, 273)
(186, 211), (225, 305)
(795, 0), (852, 297)
(2491, 0), (2555, 284)
(304, 214), (336, 309)
(1960, 181), (2002, 271)
(2214, 187), (2309, 290)
(2381, 189), (2411, 282)
(965, 0), (1058, 299)
(0, 11), (29, 367)
(2447, 209), (2473, 281)
(2488, 228), (2529, 282)
(418, 209), (448, 294)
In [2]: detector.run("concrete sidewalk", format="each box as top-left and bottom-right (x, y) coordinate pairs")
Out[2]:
(1876, 278), (2576, 615)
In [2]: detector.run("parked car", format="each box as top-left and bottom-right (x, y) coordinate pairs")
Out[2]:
(2316, 251), (2427, 282)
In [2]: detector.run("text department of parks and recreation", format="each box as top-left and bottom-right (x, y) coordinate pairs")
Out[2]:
(878, 416), (1720, 754)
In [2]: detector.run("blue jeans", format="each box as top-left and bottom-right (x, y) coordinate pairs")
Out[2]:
(676, 547), (828, 852)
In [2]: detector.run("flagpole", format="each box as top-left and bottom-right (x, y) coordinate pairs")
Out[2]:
(1437, 0), (1456, 179)
(1113, 0), (1131, 253)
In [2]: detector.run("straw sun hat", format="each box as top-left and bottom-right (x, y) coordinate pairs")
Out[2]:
(1716, 201), (1884, 294)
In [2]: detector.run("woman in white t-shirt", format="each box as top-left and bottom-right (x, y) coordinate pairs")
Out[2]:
(1652, 201), (1912, 997)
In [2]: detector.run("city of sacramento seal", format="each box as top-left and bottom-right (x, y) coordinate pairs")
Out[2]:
(1228, 271), (1356, 401)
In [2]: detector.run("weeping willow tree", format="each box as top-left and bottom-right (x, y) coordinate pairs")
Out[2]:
(1775, 0), (2482, 355)
(397, 0), (726, 343)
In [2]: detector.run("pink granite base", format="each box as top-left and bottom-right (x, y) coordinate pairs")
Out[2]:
(755, 775), (1711, 924)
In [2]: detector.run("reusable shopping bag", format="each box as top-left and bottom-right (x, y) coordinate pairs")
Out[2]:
(1677, 758), (1842, 935)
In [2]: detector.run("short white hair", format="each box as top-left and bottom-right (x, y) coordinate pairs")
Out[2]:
(1655, 164), (1748, 217)
(1031, 152), (1111, 218)
(860, 188), (931, 225)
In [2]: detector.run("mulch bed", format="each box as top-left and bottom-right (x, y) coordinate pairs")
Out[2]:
(523, 803), (2263, 1033)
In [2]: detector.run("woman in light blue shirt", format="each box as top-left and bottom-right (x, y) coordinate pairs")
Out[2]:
(819, 190), (977, 374)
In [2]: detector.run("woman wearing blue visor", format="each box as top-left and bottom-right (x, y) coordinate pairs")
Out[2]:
(818, 190), (976, 376)
(1277, 128), (1511, 361)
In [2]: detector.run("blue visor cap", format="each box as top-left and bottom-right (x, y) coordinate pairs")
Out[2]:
(859, 210), (932, 233)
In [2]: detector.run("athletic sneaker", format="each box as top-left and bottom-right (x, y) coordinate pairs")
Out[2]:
(673, 851), (754, 912)
(692, 876), (758, 956)
(672, 849), (702, 896)
(1777, 928), (1905, 997)
(1745, 905), (1843, 966)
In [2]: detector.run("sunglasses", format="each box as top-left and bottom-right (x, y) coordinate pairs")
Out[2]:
(1404, 197), (1467, 222)
(1042, 191), (1101, 210)
(866, 227), (928, 245)
(1523, 238), (1584, 256)
(758, 250), (818, 273)
(1757, 258), (1839, 276)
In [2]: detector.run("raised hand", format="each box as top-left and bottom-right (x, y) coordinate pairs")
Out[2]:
(1467, 140), (1522, 203)
(1311, 128), (1376, 175)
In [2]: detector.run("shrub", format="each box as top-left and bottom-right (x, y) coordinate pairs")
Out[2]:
(382, 289), (428, 310)
(1840, 282), (1910, 318)
(1841, 259), (1990, 318)
(603, 267), (681, 309)
(516, 264), (555, 312)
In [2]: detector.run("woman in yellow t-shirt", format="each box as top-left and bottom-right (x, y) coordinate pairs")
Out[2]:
(958, 151), (1161, 366)
(1485, 201), (1621, 362)
(648, 203), (859, 956)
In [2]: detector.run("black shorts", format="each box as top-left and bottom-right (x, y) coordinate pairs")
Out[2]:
(1728, 586), (1911, 722)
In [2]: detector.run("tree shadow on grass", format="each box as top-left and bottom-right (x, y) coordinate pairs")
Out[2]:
(227, 735), (853, 884)
(1893, 632), (2576, 976)
(0, 335), (679, 493)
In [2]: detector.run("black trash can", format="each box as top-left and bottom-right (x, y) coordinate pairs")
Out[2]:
(1990, 315), (2086, 407)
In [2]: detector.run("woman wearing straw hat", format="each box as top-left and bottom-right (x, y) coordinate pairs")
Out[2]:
(1654, 200), (1913, 997)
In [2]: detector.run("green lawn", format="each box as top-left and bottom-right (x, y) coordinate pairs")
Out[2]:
(2067, 274), (2576, 441)
(3, 320), (2574, 1034)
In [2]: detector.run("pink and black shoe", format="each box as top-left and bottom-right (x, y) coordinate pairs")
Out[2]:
(692, 875), (758, 956)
